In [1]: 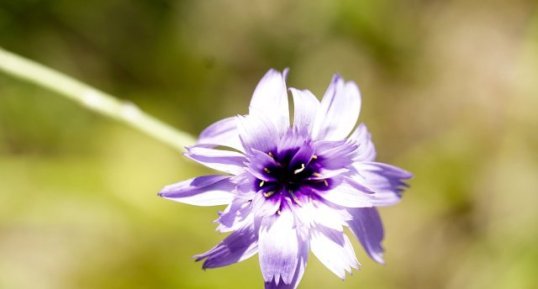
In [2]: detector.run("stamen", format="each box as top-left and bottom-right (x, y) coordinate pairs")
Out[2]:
(323, 180), (329, 187)
(263, 191), (275, 198)
(263, 168), (271, 173)
(259, 180), (265, 187)
(311, 154), (318, 160)
(293, 163), (306, 174)
(312, 172), (322, 178)
(268, 152), (274, 158)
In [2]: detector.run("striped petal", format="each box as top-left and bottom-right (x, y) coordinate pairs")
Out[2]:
(318, 182), (373, 208)
(312, 75), (361, 141)
(259, 210), (300, 285)
(348, 123), (376, 162)
(185, 145), (246, 175)
(195, 225), (258, 269)
(290, 88), (320, 136)
(347, 207), (385, 264)
(158, 175), (234, 206)
(197, 116), (244, 152)
(310, 227), (359, 279)
(249, 69), (290, 136)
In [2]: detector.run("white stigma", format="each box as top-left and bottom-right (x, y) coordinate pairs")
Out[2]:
(293, 163), (306, 174)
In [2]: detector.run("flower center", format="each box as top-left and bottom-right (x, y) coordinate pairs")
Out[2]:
(255, 146), (330, 204)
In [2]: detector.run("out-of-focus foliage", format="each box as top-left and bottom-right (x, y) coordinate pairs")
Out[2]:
(1, 0), (537, 288)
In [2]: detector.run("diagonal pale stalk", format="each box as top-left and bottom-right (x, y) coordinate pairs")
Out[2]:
(0, 47), (196, 152)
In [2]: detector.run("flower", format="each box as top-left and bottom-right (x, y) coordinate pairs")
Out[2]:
(159, 69), (412, 289)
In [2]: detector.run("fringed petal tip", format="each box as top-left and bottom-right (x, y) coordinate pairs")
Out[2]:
(193, 226), (258, 270)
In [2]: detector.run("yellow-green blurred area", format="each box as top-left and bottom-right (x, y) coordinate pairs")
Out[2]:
(1, 0), (537, 288)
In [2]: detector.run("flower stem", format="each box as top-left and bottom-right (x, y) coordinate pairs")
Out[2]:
(0, 47), (196, 152)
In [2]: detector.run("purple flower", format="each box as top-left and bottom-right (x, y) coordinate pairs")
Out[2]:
(159, 69), (411, 289)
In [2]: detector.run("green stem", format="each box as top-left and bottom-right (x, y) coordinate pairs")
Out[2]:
(0, 47), (196, 152)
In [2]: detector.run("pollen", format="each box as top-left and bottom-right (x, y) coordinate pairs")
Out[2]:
(263, 191), (275, 198)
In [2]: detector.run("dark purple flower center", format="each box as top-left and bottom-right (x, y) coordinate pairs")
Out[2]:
(255, 145), (331, 203)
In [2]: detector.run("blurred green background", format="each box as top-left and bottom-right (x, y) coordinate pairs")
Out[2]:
(1, 0), (537, 288)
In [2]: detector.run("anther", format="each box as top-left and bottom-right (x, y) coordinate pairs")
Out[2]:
(312, 172), (322, 178)
(311, 154), (318, 160)
(268, 152), (274, 158)
(263, 191), (275, 198)
(259, 181), (265, 187)
(263, 168), (271, 173)
(293, 163), (306, 174)
(323, 180), (329, 187)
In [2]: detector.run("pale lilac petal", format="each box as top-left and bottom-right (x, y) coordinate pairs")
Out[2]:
(252, 193), (281, 217)
(264, 261), (305, 289)
(195, 225), (258, 269)
(318, 182), (373, 208)
(308, 168), (349, 180)
(276, 129), (305, 152)
(310, 227), (359, 279)
(249, 69), (290, 135)
(290, 88), (320, 135)
(348, 123), (376, 161)
(264, 232), (308, 289)
(259, 210), (299, 285)
(347, 208), (385, 264)
(315, 140), (358, 169)
(237, 114), (279, 153)
(186, 146), (246, 175)
(312, 76), (362, 141)
(246, 149), (280, 182)
(158, 175), (234, 206)
(217, 196), (255, 233)
(294, 201), (351, 232)
(289, 143), (314, 170)
(351, 162), (412, 206)
(197, 117), (244, 152)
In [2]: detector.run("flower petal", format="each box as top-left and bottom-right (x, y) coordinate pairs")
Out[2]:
(312, 75), (362, 141)
(264, 261), (305, 289)
(348, 123), (376, 162)
(158, 175), (234, 206)
(347, 207), (385, 264)
(315, 140), (358, 170)
(351, 162), (412, 206)
(246, 149), (280, 182)
(318, 182), (373, 208)
(290, 88), (320, 135)
(217, 194), (255, 232)
(194, 225), (258, 269)
(186, 145), (246, 175)
(237, 114), (279, 153)
(294, 200), (351, 232)
(264, 232), (308, 289)
(259, 210), (300, 285)
(310, 227), (359, 279)
(249, 69), (290, 135)
(197, 116), (244, 152)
